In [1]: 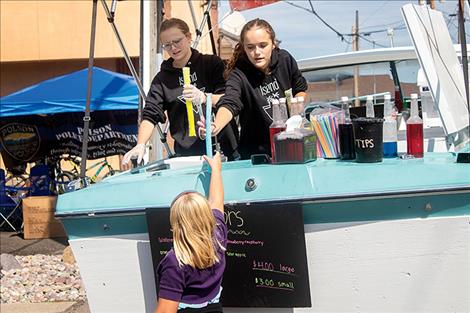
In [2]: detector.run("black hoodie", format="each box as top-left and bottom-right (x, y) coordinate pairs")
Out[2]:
(217, 48), (307, 159)
(142, 48), (239, 159)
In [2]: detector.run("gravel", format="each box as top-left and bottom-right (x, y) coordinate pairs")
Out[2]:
(0, 254), (86, 304)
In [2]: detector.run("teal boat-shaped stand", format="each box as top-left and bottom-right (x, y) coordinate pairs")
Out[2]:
(56, 152), (470, 313)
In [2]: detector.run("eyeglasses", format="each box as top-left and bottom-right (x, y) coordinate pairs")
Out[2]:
(161, 37), (186, 51)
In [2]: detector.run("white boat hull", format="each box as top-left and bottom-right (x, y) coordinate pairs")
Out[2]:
(70, 215), (470, 313)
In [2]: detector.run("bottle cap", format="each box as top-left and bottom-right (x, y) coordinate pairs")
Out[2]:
(297, 96), (305, 102)
(411, 93), (418, 99)
(366, 95), (373, 100)
(272, 99), (280, 105)
(291, 98), (298, 103)
(341, 96), (349, 102)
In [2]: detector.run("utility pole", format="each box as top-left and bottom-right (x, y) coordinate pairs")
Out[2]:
(353, 10), (360, 107)
(387, 28), (395, 47)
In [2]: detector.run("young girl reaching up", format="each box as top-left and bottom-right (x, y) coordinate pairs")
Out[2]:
(155, 151), (226, 313)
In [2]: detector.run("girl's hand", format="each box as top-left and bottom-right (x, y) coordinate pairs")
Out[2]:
(196, 119), (219, 139)
(182, 84), (206, 106)
(203, 151), (222, 173)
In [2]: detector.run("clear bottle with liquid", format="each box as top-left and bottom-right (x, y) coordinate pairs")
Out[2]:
(290, 97), (299, 116)
(365, 95), (375, 118)
(406, 93), (424, 158)
(383, 94), (398, 158)
(338, 96), (356, 160)
(279, 98), (288, 120)
(297, 96), (311, 129)
(270, 99), (286, 161)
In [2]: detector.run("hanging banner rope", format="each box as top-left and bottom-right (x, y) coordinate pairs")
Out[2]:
(182, 67), (196, 137)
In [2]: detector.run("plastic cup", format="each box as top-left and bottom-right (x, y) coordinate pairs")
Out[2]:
(352, 117), (384, 163)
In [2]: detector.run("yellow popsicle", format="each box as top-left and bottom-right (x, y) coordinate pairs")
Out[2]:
(183, 67), (196, 137)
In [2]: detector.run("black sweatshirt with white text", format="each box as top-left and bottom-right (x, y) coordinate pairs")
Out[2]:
(142, 48), (239, 158)
(217, 48), (307, 159)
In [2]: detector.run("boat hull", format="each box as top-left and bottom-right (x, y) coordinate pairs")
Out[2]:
(62, 188), (470, 313)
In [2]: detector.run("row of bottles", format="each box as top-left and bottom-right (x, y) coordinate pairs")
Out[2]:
(269, 96), (315, 163)
(339, 94), (423, 160)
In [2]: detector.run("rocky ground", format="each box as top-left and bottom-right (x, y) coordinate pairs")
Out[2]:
(0, 254), (85, 303)
(0, 231), (90, 313)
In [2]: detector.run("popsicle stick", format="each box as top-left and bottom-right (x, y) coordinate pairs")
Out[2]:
(183, 67), (196, 137)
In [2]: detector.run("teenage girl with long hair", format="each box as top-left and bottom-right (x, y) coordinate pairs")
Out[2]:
(122, 18), (239, 165)
(155, 151), (226, 313)
(199, 18), (308, 159)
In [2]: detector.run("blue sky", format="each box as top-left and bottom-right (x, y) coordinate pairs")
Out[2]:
(218, 0), (468, 60)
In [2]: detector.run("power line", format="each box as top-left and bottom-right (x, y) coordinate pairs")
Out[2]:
(359, 0), (390, 27)
(283, 0), (352, 44)
(357, 34), (388, 48)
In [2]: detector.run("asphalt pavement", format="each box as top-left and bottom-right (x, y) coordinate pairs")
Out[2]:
(0, 231), (91, 313)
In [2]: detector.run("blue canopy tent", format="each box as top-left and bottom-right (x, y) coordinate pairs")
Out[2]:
(0, 67), (138, 168)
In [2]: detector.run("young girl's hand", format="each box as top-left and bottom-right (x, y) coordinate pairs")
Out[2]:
(203, 151), (222, 173)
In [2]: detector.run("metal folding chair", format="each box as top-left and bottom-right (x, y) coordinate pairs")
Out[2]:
(0, 169), (28, 231)
(29, 164), (52, 196)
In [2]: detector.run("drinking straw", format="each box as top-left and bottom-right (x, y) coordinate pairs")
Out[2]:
(183, 67), (196, 137)
(329, 114), (340, 155)
(205, 93), (213, 158)
(311, 115), (333, 157)
(319, 115), (335, 155)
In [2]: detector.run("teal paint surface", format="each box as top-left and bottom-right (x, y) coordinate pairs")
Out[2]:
(61, 191), (470, 239)
(62, 215), (148, 239)
(302, 192), (470, 224)
(57, 153), (470, 216)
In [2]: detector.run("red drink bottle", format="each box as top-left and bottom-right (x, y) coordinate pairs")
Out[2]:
(406, 93), (424, 158)
(270, 99), (286, 162)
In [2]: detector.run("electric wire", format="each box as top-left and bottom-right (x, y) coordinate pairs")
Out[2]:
(283, 0), (352, 44)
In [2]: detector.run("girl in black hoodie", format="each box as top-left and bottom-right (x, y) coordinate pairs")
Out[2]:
(122, 18), (238, 165)
(199, 18), (307, 160)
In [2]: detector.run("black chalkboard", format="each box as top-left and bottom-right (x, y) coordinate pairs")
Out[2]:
(146, 202), (311, 308)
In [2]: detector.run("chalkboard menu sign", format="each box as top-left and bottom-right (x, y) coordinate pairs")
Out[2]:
(146, 202), (311, 308)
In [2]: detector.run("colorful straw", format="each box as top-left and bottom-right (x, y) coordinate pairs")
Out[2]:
(309, 112), (340, 158)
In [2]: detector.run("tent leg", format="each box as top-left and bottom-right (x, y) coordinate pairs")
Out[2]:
(192, 0), (213, 51)
(100, 0), (174, 158)
(80, 0), (98, 179)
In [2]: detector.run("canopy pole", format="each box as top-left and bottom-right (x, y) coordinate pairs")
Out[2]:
(187, 0), (198, 32)
(80, 0), (98, 179)
(100, 0), (174, 158)
(192, 0), (213, 50)
(457, 0), (470, 162)
(205, 2), (218, 55)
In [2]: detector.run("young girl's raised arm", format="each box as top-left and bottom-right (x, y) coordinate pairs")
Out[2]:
(203, 152), (224, 212)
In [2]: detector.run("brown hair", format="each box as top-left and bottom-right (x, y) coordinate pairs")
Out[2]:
(160, 18), (190, 36)
(224, 18), (277, 78)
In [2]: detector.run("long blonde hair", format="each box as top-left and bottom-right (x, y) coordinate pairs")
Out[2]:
(170, 192), (224, 269)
